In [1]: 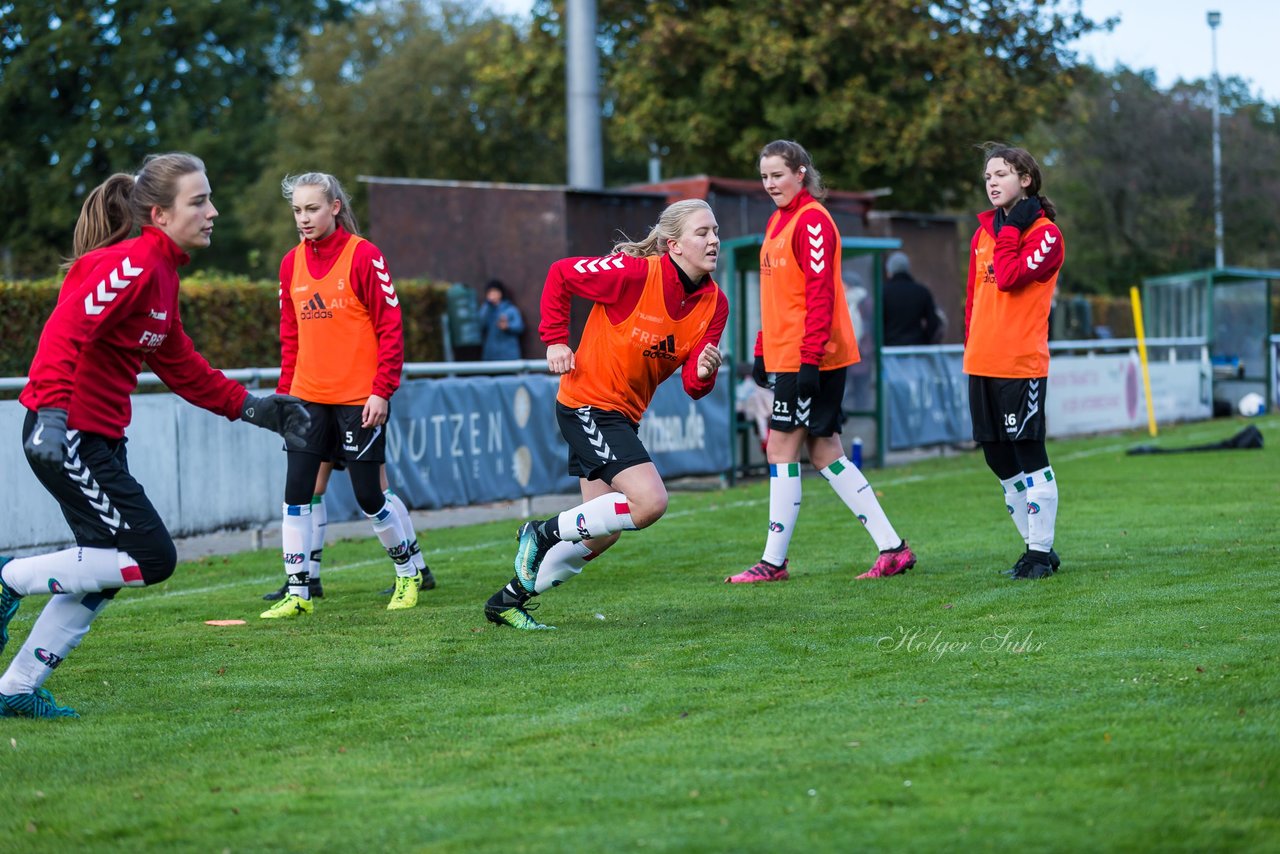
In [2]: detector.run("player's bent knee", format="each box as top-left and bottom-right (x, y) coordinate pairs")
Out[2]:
(135, 539), (177, 586)
(629, 495), (668, 529)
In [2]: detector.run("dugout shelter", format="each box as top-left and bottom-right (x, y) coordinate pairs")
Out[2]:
(1142, 267), (1280, 414)
(717, 233), (902, 478)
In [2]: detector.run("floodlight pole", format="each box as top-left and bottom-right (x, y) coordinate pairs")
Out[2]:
(1208, 10), (1224, 269)
(566, 0), (604, 189)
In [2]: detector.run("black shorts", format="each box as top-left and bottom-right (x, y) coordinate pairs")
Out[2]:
(556, 403), (651, 483)
(295, 402), (386, 464)
(21, 411), (173, 576)
(969, 375), (1047, 443)
(769, 366), (847, 437)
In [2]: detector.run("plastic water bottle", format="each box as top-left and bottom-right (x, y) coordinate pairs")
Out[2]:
(851, 436), (863, 468)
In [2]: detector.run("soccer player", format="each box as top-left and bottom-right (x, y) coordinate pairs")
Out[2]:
(259, 462), (435, 601)
(0, 153), (310, 718)
(964, 144), (1065, 580)
(727, 140), (916, 584)
(483, 199), (728, 630)
(260, 172), (417, 619)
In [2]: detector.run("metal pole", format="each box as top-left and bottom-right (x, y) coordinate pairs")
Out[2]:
(566, 0), (603, 189)
(1208, 10), (1224, 269)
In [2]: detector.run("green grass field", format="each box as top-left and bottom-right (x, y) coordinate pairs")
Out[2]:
(2, 416), (1277, 852)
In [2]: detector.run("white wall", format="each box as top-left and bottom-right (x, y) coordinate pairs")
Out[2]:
(1, 396), (288, 554)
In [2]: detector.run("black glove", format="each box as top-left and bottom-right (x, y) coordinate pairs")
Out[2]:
(1005, 197), (1042, 232)
(752, 355), (769, 388)
(24, 408), (70, 469)
(797, 363), (821, 399)
(242, 394), (311, 450)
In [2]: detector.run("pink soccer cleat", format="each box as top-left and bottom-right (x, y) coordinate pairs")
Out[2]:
(857, 541), (916, 579)
(725, 559), (790, 584)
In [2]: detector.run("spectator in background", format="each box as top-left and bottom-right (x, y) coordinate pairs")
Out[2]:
(882, 251), (941, 346)
(478, 279), (525, 361)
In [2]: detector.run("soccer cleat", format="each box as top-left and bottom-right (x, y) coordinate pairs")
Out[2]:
(484, 602), (555, 630)
(378, 567), (435, 596)
(1011, 549), (1056, 580)
(259, 593), (314, 619)
(0, 557), (22, 656)
(0, 688), (79, 719)
(725, 559), (790, 583)
(387, 572), (422, 611)
(513, 521), (551, 593)
(857, 541), (916, 579)
(1008, 549), (1060, 578)
(263, 578), (323, 601)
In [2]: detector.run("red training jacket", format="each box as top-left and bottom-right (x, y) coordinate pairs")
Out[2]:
(276, 226), (404, 401)
(539, 252), (728, 400)
(751, 188), (839, 365)
(21, 226), (248, 438)
(963, 208), (1065, 341)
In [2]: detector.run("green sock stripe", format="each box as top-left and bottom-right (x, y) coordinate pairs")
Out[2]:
(827, 459), (846, 476)
(310, 495), (323, 506)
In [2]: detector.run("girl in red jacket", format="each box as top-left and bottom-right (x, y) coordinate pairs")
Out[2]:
(963, 144), (1065, 580)
(0, 153), (308, 718)
(259, 172), (418, 619)
(728, 140), (915, 584)
(483, 199), (728, 630)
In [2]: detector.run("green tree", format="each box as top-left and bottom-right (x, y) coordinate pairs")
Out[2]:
(0, 0), (352, 277)
(239, 1), (565, 273)
(484, 0), (1105, 203)
(1027, 68), (1280, 293)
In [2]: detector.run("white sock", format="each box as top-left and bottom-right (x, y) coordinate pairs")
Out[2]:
(366, 501), (414, 577)
(0, 592), (111, 695)
(308, 495), (327, 580)
(534, 541), (595, 594)
(282, 503), (313, 599)
(554, 493), (636, 542)
(763, 462), (803, 566)
(999, 473), (1030, 543)
(385, 489), (425, 572)
(1024, 466), (1059, 552)
(819, 457), (900, 551)
(0, 547), (144, 596)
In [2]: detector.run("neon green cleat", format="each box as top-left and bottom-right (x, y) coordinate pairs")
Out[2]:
(0, 688), (79, 719)
(387, 572), (422, 611)
(484, 603), (555, 630)
(259, 593), (314, 619)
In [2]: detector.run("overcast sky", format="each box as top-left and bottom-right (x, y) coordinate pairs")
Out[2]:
(486, 0), (1280, 102)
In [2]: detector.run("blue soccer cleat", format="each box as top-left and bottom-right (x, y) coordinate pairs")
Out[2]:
(513, 522), (551, 594)
(0, 557), (23, 657)
(0, 688), (79, 719)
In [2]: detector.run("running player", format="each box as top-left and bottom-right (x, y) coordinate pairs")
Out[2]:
(964, 144), (1065, 580)
(483, 199), (728, 629)
(727, 140), (916, 584)
(260, 172), (417, 618)
(0, 153), (309, 718)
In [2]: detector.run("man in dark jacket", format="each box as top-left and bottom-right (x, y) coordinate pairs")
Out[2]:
(882, 251), (941, 346)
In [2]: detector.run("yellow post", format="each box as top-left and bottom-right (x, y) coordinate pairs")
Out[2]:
(1129, 286), (1158, 437)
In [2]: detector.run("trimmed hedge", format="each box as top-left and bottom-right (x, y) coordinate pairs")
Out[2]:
(0, 274), (449, 378)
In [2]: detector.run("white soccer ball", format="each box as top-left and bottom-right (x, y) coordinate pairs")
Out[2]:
(1237, 392), (1266, 417)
